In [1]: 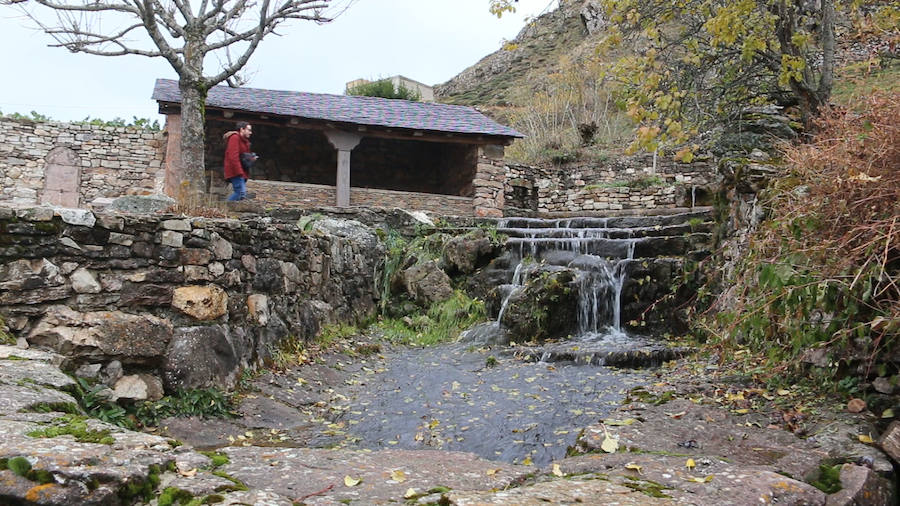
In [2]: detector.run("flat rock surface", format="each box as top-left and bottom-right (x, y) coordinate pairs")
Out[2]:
(221, 446), (531, 504)
(0, 358), (76, 390)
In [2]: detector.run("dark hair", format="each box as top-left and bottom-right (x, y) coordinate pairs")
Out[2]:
(236, 121), (250, 131)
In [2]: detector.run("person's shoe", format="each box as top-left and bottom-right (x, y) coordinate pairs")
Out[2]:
(243, 192), (256, 200)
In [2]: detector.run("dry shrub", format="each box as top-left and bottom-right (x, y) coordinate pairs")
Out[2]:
(779, 91), (899, 295)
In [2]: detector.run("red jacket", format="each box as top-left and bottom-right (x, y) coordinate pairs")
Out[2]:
(223, 131), (250, 180)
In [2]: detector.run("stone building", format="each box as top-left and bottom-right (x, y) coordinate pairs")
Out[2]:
(152, 79), (522, 217)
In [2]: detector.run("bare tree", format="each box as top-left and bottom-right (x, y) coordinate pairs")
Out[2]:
(6, 0), (345, 198)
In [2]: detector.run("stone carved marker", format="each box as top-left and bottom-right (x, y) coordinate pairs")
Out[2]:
(41, 146), (82, 208)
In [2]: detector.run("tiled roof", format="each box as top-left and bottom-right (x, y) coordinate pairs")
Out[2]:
(152, 79), (523, 138)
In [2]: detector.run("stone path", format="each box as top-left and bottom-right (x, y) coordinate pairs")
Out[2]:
(1, 340), (897, 505)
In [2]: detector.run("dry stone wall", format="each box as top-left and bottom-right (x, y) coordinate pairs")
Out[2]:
(0, 204), (382, 395)
(504, 154), (719, 215)
(0, 118), (166, 207)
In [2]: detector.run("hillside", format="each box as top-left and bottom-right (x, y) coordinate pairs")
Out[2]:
(435, 1), (600, 106)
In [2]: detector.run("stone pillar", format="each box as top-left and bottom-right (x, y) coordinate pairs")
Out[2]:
(472, 145), (507, 217)
(163, 114), (184, 199)
(41, 146), (81, 208)
(324, 130), (362, 207)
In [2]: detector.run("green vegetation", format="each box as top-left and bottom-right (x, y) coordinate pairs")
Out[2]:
(0, 315), (14, 345)
(0, 109), (161, 130)
(376, 290), (487, 346)
(810, 464), (843, 494)
(346, 79), (421, 101)
(0, 456), (55, 485)
(70, 377), (235, 429)
(200, 451), (231, 468)
(693, 91), (899, 393)
(26, 414), (115, 444)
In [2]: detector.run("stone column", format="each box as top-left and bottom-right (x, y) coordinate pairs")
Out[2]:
(324, 130), (362, 207)
(163, 114), (184, 199)
(472, 145), (507, 217)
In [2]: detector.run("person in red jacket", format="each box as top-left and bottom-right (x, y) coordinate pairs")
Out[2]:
(223, 121), (255, 201)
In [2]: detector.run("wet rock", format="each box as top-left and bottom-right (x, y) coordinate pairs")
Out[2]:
(443, 228), (498, 274)
(112, 373), (164, 401)
(500, 267), (577, 342)
(172, 285), (228, 320)
(448, 478), (665, 505)
(236, 396), (310, 430)
(221, 447), (530, 504)
(825, 463), (895, 506)
(577, 399), (827, 481)
(398, 260), (453, 305)
(219, 490), (295, 506)
(163, 325), (240, 391)
(27, 307), (173, 363)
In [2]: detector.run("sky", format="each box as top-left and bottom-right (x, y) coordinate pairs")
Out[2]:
(0, 0), (558, 123)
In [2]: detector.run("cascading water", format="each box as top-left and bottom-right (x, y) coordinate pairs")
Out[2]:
(495, 217), (639, 341)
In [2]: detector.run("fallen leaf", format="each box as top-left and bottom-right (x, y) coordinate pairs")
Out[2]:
(732, 408), (750, 414)
(178, 468), (197, 478)
(858, 434), (874, 444)
(404, 488), (417, 499)
(552, 464), (563, 477)
(665, 411), (686, 419)
(601, 435), (618, 453)
(606, 418), (637, 426)
(344, 475), (361, 487)
(777, 389), (791, 396)
(685, 458), (696, 470)
(391, 469), (407, 482)
(684, 475), (714, 483)
(486, 468), (501, 476)
(625, 463), (643, 474)
(522, 456), (533, 466)
(883, 409), (895, 419)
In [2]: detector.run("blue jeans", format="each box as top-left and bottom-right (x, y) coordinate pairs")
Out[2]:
(227, 177), (247, 201)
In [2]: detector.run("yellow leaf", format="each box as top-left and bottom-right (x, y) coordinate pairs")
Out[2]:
(685, 458), (696, 470)
(344, 475), (361, 487)
(883, 409), (895, 418)
(858, 434), (875, 444)
(601, 436), (619, 453)
(391, 470), (406, 482)
(732, 409), (750, 414)
(777, 389), (791, 396)
(404, 488), (418, 499)
(684, 475), (714, 483)
(522, 456), (533, 466)
(486, 468), (501, 476)
(552, 463), (564, 477)
(625, 463), (643, 474)
(606, 418), (637, 426)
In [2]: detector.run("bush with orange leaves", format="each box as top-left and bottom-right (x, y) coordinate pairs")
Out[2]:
(702, 91), (898, 386)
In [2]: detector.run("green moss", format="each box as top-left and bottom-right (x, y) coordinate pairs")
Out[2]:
(621, 476), (672, 498)
(23, 402), (82, 414)
(211, 470), (248, 492)
(26, 414), (115, 444)
(158, 486), (195, 506)
(7, 456), (31, 476)
(810, 464), (842, 494)
(200, 451), (230, 468)
(32, 221), (61, 234)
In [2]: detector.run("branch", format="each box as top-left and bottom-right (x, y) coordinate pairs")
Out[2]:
(30, 0), (137, 14)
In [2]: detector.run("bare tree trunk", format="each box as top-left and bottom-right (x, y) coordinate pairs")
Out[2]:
(178, 80), (208, 202)
(817, 0), (835, 103)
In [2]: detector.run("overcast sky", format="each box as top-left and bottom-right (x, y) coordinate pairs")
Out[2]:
(0, 0), (557, 123)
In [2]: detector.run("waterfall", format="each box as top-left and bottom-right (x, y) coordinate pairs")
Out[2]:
(496, 217), (640, 341)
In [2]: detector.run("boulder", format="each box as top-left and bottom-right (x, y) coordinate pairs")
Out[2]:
(163, 325), (241, 391)
(112, 373), (164, 401)
(443, 228), (499, 274)
(172, 285), (228, 320)
(500, 266), (578, 343)
(825, 463), (895, 506)
(398, 260), (453, 305)
(27, 307), (173, 363)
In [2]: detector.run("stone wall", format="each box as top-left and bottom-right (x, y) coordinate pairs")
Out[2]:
(0, 118), (166, 207)
(246, 180), (474, 216)
(504, 154), (719, 215)
(0, 204), (382, 394)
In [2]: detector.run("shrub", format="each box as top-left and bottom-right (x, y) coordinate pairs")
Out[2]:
(346, 79), (421, 101)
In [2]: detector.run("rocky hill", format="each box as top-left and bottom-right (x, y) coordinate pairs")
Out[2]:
(435, 0), (605, 106)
